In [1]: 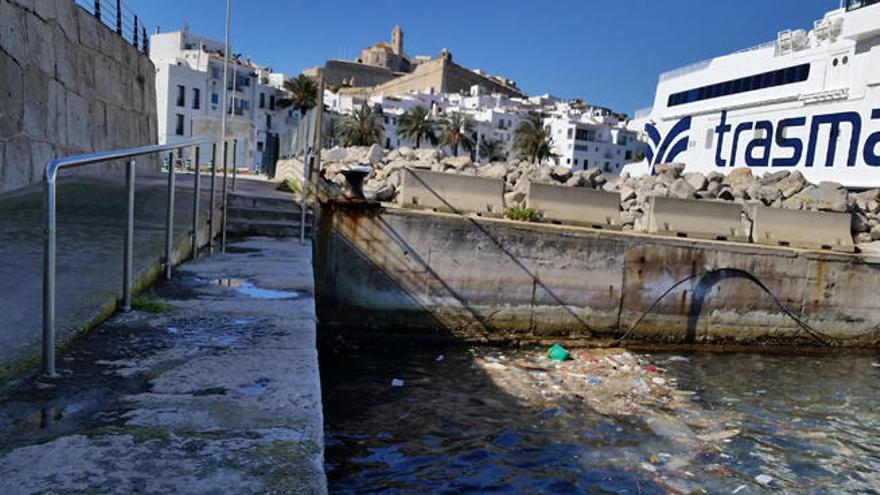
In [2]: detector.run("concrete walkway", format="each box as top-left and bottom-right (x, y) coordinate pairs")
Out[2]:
(0, 237), (326, 494)
(0, 172), (275, 377)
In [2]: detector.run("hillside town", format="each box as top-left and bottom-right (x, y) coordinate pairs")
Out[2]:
(1, 0), (880, 493)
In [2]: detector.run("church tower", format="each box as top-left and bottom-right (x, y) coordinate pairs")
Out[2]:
(391, 25), (403, 55)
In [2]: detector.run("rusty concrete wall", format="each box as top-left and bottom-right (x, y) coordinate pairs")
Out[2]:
(315, 205), (880, 346)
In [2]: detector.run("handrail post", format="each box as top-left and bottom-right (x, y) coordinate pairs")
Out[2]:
(300, 145), (310, 244)
(191, 146), (201, 259)
(94, 0), (101, 22)
(115, 0), (122, 34)
(121, 159), (135, 312)
(164, 151), (176, 280)
(232, 139), (237, 192)
(221, 140), (229, 253)
(208, 142), (217, 255)
(42, 175), (57, 377)
(133, 15), (139, 47)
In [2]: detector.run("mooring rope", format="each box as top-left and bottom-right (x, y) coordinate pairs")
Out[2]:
(614, 267), (880, 347)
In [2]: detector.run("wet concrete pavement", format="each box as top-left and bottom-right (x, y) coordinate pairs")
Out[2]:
(0, 237), (326, 494)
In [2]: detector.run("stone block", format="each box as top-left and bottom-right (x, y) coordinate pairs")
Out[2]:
(3, 136), (33, 191)
(0, 50), (24, 139)
(97, 22), (123, 64)
(30, 139), (55, 181)
(52, 0), (78, 42)
(64, 89), (89, 149)
(51, 37), (77, 91)
(75, 48), (96, 99)
(22, 65), (49, 139)
(0, 1), (28, 64)
(46, 78), (66, 143)
(25, 11), (55, 76)
(94, 53), (123, 107)
(33, 0), (56, 22)
(88, 99), (107, 150)
(74, 4), (97, 50)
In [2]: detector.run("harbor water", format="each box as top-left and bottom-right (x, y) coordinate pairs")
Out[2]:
(321, 339), (880, 494)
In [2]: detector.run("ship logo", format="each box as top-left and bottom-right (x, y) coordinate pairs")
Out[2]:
(644, 116), (692, 172)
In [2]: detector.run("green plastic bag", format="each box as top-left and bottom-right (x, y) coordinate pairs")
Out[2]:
(547, 343), (569, 361)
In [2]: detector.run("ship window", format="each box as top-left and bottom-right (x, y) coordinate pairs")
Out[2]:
(667, 63), (811, 107)
(705, 128), (714, 149)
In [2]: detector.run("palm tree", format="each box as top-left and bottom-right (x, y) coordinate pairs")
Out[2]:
(338, 104), (384, 147)
(396, 106), (436, 148)
(513, 112), (554, 164)
(479, 139), (506, 162)
(438, 112), (476, 157)
(278, 74), (319, 116)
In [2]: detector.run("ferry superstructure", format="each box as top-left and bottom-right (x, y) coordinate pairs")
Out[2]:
(626, 0), (880, 187)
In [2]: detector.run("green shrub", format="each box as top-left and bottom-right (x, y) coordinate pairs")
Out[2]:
(131, 296), (172, 314)
(276, 179), (313, 201)
(505, 204), (538, 222)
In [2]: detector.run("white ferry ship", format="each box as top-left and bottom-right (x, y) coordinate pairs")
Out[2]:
(625, 0), (880, 187)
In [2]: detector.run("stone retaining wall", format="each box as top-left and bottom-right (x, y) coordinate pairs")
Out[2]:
(0, 0), (157, 193)
(316, 204), (880, 347)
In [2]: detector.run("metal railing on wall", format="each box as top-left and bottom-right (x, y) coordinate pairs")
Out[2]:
(73, 0), (149, 55)
(42, 136), (238, 376)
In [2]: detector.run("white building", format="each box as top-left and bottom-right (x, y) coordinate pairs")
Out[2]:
(150, 27), (300, 171)
(544, 106), (644, 174)
(330, 85), (644, 171)
(626, 0), (880, 187)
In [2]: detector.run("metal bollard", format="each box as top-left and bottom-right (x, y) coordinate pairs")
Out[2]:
(122, 159), (135, 312)
(164, 151), (176, 280)
(192, 147), (201, 260)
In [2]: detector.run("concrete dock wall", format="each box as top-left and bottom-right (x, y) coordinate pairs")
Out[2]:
(315, 204), (880, 346)
(0, 0), (158, 193)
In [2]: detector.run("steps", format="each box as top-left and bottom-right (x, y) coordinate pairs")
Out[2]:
(225, 189), (313, 238)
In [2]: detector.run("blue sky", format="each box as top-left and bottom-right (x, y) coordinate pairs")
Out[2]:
(127, 0), (839, 114)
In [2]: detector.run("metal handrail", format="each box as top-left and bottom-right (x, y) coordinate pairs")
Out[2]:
(42, 137), (234, 376)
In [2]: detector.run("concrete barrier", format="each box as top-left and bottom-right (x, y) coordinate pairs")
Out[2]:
(752, 206), (854, 252)
(648, 197), (748, 242)
(399, 169), (505, 217)
(526, 182), (621, 229)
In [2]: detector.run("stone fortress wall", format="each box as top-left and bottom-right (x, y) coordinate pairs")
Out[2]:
(0, 0), (158, 194)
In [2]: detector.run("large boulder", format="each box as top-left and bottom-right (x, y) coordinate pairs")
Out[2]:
(683, 172), (708, 192)
(794, 181), (848, 212)
(551, 165), (573, 183)
(669, 178), (697, 199)
(654, 163), (685, 179)
(723, 167), (754, 187)
(414, 148), (441, 162)
(362, 144), (385, 166)
(479, 162), (509, 180)
(442, 156), (473, 170)
(776, 170), (807, 199)
(758, 170), (790, 186)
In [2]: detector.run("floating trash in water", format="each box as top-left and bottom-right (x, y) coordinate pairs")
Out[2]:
(755, 474), (773, 486)
(166, 327), (178, 335)
(586, 375), (603, 385)
(436, 354), (445, 362)
(732, 484), (748, 494)
(391, 378), (405, 387)
(872, 362), (880, 368)
(666, 355), (690, 362)
(546, 343), (569, 361)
